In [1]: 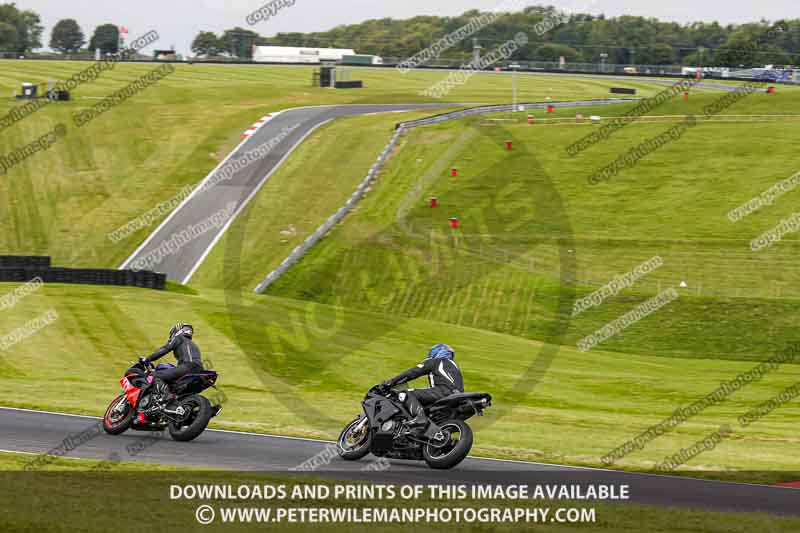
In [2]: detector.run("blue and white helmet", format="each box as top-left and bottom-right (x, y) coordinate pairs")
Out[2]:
(427, 343), (455, 360)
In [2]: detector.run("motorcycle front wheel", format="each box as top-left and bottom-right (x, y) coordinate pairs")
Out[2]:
(102, 394), (134, 435)
(337, 416), (372, 460)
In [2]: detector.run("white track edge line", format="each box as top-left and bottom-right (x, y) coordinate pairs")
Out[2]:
(180, 117), (335, 284)
(121, 103), (456, 274)
(118, 110), (285, 270)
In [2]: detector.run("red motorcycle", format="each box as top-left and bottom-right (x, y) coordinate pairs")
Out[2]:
(102, 360), (222, 442)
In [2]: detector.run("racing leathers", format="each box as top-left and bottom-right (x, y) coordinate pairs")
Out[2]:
(145, 333), (204, 396)
(386, 357), (463, 425)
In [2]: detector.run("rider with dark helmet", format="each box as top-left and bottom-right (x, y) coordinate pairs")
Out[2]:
(380, 344), (463, 429)
(140, 323), (204, 401)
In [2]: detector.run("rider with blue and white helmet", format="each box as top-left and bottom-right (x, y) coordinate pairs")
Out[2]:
(380, 343), (464, 430)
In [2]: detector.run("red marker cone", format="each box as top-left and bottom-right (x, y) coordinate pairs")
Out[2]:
(430, 197), (438, 208)
(449, 217), (459, 230)
(451, 167), (458, 177)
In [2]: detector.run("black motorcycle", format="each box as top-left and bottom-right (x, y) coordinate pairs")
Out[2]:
(337, 384), (492, 469)
(102, 360), (222, 442)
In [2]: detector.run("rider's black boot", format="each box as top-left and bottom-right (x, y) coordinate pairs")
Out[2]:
(150, 378), (169, 405)
(407, 413), (429, 427)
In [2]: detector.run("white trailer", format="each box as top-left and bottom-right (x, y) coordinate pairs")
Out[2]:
(252, 46), (356, 64)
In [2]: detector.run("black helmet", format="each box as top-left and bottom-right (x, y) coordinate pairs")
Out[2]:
(169, 323), (193, 341)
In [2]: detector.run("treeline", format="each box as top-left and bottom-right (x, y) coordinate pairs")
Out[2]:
(198, 5), (800, 67)
(6, 1), (799, 68)
(0, 3), (43, 54)
(0, 3), (148, 57)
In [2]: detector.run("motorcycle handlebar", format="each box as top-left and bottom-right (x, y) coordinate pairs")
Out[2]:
(368, 384), (394, 397)
(134, 360), (155, 372)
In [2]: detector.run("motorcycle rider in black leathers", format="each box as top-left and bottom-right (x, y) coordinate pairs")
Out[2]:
(140, 323), (203, 402)
(380, 344), (463, 431)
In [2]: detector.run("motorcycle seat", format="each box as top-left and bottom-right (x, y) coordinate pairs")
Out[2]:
(174, 370), (217, 382)
(431, 392), (492, 408)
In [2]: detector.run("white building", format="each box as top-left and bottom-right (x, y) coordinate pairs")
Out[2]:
(252, 46), (356, 64)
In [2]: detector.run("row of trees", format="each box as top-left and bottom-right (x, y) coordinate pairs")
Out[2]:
(7, 2), (799, 67)
(191, 28), (259, 59)
(0, 4), (121, 55)
(195, 6), (800, 67)
(0, 3), (43, 54)
(50, 19), (123, 54)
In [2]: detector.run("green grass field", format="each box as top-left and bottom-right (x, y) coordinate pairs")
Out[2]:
(268, 91), (800, 358)
(1, 282), (798, 479)
(0, 61), (677, 269)
(0, 59), (799, 484)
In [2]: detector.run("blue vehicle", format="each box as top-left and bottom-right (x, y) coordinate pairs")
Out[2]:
(753, 69), (792, 82)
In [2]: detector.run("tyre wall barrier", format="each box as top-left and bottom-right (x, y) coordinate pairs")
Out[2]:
(0, 255), (51, 268)
(0, 257), (166, 290)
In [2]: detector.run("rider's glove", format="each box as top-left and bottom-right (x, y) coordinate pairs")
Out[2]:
(138, 356), (148, 365)
(380, 380), (394, 390)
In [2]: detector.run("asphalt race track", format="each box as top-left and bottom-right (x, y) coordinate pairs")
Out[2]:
(120, 103), (455, 283)
(2, 407), (797, 516)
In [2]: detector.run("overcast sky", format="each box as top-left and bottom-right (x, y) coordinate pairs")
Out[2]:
(22, 0), (800, 55)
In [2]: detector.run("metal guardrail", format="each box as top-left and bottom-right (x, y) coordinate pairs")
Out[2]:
(395, 98), (637, 130)
(253, 98), (636, 293)
(254, 126), (404, 293)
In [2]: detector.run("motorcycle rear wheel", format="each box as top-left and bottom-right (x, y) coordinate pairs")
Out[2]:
(337, 416), (372, 460)
(422, 419), (473, 469)
(168, 395), (212, 442)
(103, 395), (134, 435)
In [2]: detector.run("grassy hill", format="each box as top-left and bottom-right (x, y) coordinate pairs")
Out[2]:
(1, 59), (799, 479)
(0, 283), (799, 478)
(0, 61), (676, 269)
(265, 90), (800, 363)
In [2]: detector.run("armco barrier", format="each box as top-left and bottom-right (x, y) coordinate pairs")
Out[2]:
(0, 256), (166, 290)
(254, 123), (404, 293)
(253, 98), (636, 293)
